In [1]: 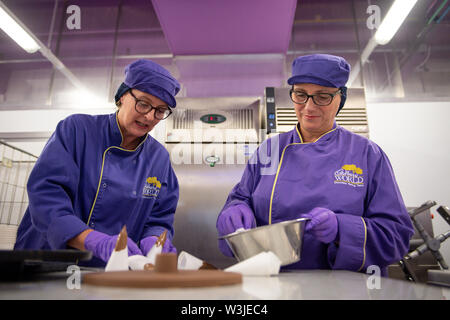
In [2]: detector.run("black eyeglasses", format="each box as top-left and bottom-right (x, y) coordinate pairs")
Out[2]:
(289, 88), (341, 106)
(128, 90), (172, 120)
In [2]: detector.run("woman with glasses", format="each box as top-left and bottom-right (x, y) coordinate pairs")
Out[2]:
(217, 54), (414, 276)
(15, 59), (180, 267)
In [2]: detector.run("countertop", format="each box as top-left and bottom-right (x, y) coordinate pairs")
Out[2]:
(0, 268), (448, 300)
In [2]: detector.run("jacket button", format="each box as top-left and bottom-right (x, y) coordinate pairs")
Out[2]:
(102, 183), (107, 188)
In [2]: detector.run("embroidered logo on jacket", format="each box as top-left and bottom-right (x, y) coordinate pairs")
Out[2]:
(334, 164), (364, 187)
(142, 177), (161, 198)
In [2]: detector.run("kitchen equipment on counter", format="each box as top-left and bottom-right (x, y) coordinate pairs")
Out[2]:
(219, 218), (309, 266)
(0, 249), (92, 280)
(390, 200), (450, 286)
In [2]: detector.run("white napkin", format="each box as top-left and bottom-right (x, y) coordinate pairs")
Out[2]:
(128, 255), (154, 270)
(146, 243), (162, 265)
(105, 247), (128, 271)
(224, 251), (281, 276)
(177, 251), (204, 270)
(104, 226), (129, 272)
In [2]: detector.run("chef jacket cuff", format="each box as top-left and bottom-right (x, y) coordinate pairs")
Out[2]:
(46, 214), (90, 249)
(327, 214), (367, 272)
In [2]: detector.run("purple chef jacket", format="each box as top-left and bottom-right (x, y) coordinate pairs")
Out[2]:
(15, 112), (179, 267)
(220, 122), (414, 275)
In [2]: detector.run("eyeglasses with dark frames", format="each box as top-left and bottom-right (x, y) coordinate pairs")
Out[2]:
(128, 90), (172, 120)
(289, 88), (341, 106)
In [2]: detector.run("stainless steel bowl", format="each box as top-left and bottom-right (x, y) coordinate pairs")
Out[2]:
(219, 218), (310, 266)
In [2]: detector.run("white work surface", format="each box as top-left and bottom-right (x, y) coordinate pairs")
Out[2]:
(0, 269), (448, 300)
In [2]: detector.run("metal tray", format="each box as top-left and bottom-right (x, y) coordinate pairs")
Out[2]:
(0, 249), (92, 262)
(0, 250), (92, 280)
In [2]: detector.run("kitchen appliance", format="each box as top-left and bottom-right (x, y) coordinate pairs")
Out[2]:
(397, 201), (450, 286)
(165, 96), (264, 269)
(0, 249), (92, 280)
(264, 87), (369, 138)
(219, 218), (309, 266)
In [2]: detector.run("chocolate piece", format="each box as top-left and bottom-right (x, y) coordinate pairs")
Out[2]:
(143, 263), (154, 271)
(199, 262), (218, 270)
(156, 230), (167, 247)
(115, 225), (128, 251)
(154, 253), (177, 273)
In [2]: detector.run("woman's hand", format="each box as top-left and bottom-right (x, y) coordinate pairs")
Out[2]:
(84, 230), (143, 263)
(217, 204), (256, 236)
(216, 204), (256, 257)
(302, 207), (338, 244)
(140, 234), (177, 256)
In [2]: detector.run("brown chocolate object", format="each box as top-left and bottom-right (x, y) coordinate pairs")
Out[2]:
(115, 225), (127, 251)
(143, 264), (154, 271)
(83, 270), (242, 288)
(155, 230), (167, 247)
(199, 261), (218, 270)
(154, 253), (177, 273)
(84, 253), (241, 288)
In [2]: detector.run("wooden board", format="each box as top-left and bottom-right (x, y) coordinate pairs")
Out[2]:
(83, 270), (242, 288)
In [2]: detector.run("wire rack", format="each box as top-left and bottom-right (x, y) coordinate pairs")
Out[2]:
(0, 141), (38, 249)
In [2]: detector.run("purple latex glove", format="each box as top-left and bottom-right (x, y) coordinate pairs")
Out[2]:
(140, 234), (177, 256)
(302, 207), (338, 244)
(84, 230), (143, 263)
(217, 204), (256, 236)
(217, 204), (256, 257)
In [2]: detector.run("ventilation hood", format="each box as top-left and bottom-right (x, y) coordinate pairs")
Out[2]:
(151, 0), (297, 55)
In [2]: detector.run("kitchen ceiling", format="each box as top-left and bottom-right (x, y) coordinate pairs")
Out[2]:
(151, 0), (297, 55)
(0, 0), (448, 108)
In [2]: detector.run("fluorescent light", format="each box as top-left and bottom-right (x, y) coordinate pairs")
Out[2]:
(374, 0), (418, 45)
(0, 4), (40, 53)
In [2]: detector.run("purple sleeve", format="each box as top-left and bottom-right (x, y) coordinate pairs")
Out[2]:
(27, 117), (89, 249)
(328, 146), (414, 272)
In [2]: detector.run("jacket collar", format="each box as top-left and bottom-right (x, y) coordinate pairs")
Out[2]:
(109, 111), (149, 150)
(293, 121), (338, 144)
(109, 112), (124, 146)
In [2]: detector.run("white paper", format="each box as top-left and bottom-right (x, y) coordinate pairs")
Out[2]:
(177, 251), (204, 270)
(105, 248), (128, 272)
(128, 255), (154, 270)
(224, 251), (281, 276)
(146, 243), (162, 265)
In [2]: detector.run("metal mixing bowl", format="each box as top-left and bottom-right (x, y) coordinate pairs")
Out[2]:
(219, 217), (310, 266)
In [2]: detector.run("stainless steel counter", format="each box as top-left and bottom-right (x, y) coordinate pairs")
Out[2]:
(0, 269), (448, 300)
